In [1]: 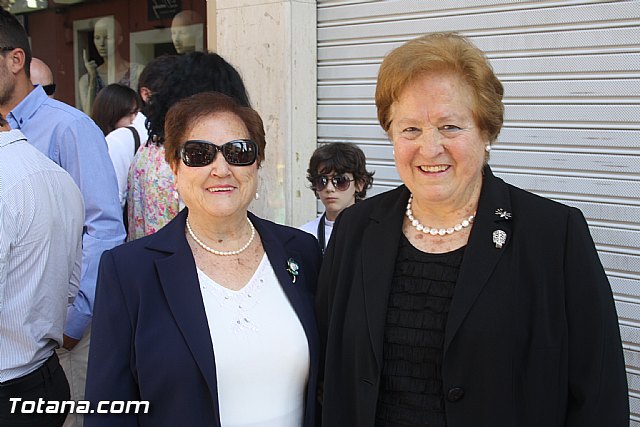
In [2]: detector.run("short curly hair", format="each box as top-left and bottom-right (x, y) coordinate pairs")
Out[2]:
(145, 51), (250, 145)
(137, 54), (179, 94)
(376, 32), (504, 144)
(164, 92), (266, 168)
(306, 142), (374, 201)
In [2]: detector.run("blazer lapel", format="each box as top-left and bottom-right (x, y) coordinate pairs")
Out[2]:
(362, 186), (409, 370)
(146, 209), (221, 425)
(444, 167), (513, 354)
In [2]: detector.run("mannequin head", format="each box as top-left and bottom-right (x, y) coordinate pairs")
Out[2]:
(93, 17), (122, 60)
(171, 10), (201, 54)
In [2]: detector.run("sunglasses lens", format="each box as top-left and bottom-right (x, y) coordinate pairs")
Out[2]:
(334, 175), (351, 191)
(312, 175), (352, 191)
(312, 176), (328, 191)
(182, 141), (216, 167)
(181, 140), (258, 167)
(222, 140), (258, 166)
(43, 84), (56, 96)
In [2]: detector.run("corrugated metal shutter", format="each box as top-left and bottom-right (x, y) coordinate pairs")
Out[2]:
(317, 0), (640, 423)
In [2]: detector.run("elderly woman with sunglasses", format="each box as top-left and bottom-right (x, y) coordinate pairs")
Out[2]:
(299, 142), (374, 254)
(85, 92), (322, 427)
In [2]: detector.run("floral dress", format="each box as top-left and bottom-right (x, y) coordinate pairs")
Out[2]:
(126, 142), (181, 240)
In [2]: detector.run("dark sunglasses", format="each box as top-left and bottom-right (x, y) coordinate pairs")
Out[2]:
(180, 139), (258, 167)
(42, 84), (56, 96)
(311, 174), (354, 192)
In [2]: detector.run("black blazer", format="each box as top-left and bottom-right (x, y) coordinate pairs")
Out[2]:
(85, 209), (322, 427)
(317, 167), (628, 427)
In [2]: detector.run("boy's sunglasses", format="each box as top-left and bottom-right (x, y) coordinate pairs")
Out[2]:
(42, 84), (56, 96)
(311, 174), (354, 192)
(180, 139), (258, 167)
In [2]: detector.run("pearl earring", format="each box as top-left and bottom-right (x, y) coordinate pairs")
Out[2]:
(485, 145), (492, 152)
(255, 192), (260, 200)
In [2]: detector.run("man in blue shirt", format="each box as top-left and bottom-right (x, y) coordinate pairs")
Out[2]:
(0, 10), (125, 425)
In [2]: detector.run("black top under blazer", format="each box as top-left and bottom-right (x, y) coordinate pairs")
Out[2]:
(317, 166), (628, 427)
(85, 209), (322, 427)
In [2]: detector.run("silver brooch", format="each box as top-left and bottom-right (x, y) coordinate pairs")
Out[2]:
(493, 230), (507, 249)
(495, 208), (512, 219)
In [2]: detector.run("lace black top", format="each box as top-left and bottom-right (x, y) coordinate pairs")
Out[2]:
(375, 235), (465, 427)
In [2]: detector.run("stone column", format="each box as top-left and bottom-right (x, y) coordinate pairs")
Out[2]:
(210, 0), (317, 227)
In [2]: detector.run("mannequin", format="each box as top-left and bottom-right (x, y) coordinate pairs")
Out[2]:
(78, 16), (142, 115)
(171, 10), (202, 54)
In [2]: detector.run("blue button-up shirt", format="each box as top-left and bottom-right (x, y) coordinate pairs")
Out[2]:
(7, 86), (125, 339)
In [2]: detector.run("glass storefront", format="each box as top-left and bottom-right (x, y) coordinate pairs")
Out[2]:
(4, 0), (206, 109)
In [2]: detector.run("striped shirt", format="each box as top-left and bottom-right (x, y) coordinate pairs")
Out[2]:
(0, 129), (84, 381)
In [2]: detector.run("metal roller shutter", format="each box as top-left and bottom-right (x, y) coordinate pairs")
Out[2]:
(317, 0), (640, 423)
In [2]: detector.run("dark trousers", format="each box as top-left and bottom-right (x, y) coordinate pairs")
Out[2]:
(0, 353), (70, 427)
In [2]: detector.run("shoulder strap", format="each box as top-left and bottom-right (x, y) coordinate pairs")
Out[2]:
(316, 213), (327, 255)
(126, 126), (141, 155)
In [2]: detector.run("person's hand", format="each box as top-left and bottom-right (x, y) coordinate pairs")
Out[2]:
(63, 334), (80, 351)
(83, 48), (98, 80)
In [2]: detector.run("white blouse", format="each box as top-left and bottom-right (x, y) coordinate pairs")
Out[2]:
(196, 254), (309, 427)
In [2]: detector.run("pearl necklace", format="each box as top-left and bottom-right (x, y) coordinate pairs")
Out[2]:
(406, 194), (475, 236)
(186, 217), (255, 256)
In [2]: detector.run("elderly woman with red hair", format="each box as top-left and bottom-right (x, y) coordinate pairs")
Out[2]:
(317, 32), (628, 427)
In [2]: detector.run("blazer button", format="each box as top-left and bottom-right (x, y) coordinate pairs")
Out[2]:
(447, 387), (465, 402)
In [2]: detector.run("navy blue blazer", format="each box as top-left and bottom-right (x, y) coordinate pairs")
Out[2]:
(85, 209), (322, 427)
(317, 166), (628, 427)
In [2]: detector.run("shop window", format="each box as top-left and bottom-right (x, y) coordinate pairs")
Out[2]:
(71, 9), (204, 114)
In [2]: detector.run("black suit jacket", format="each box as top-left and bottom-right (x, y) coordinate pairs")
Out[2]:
(317, 167), (628, 427)
(85, 209), (322, 427)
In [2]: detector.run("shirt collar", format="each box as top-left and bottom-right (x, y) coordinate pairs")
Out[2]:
(0, 129), (28, 148)
(8, 85), (47, 130)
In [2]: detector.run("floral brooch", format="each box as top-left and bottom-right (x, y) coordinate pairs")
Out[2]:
(495, 208), (512, 219)
(286, 258), (299, 283)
